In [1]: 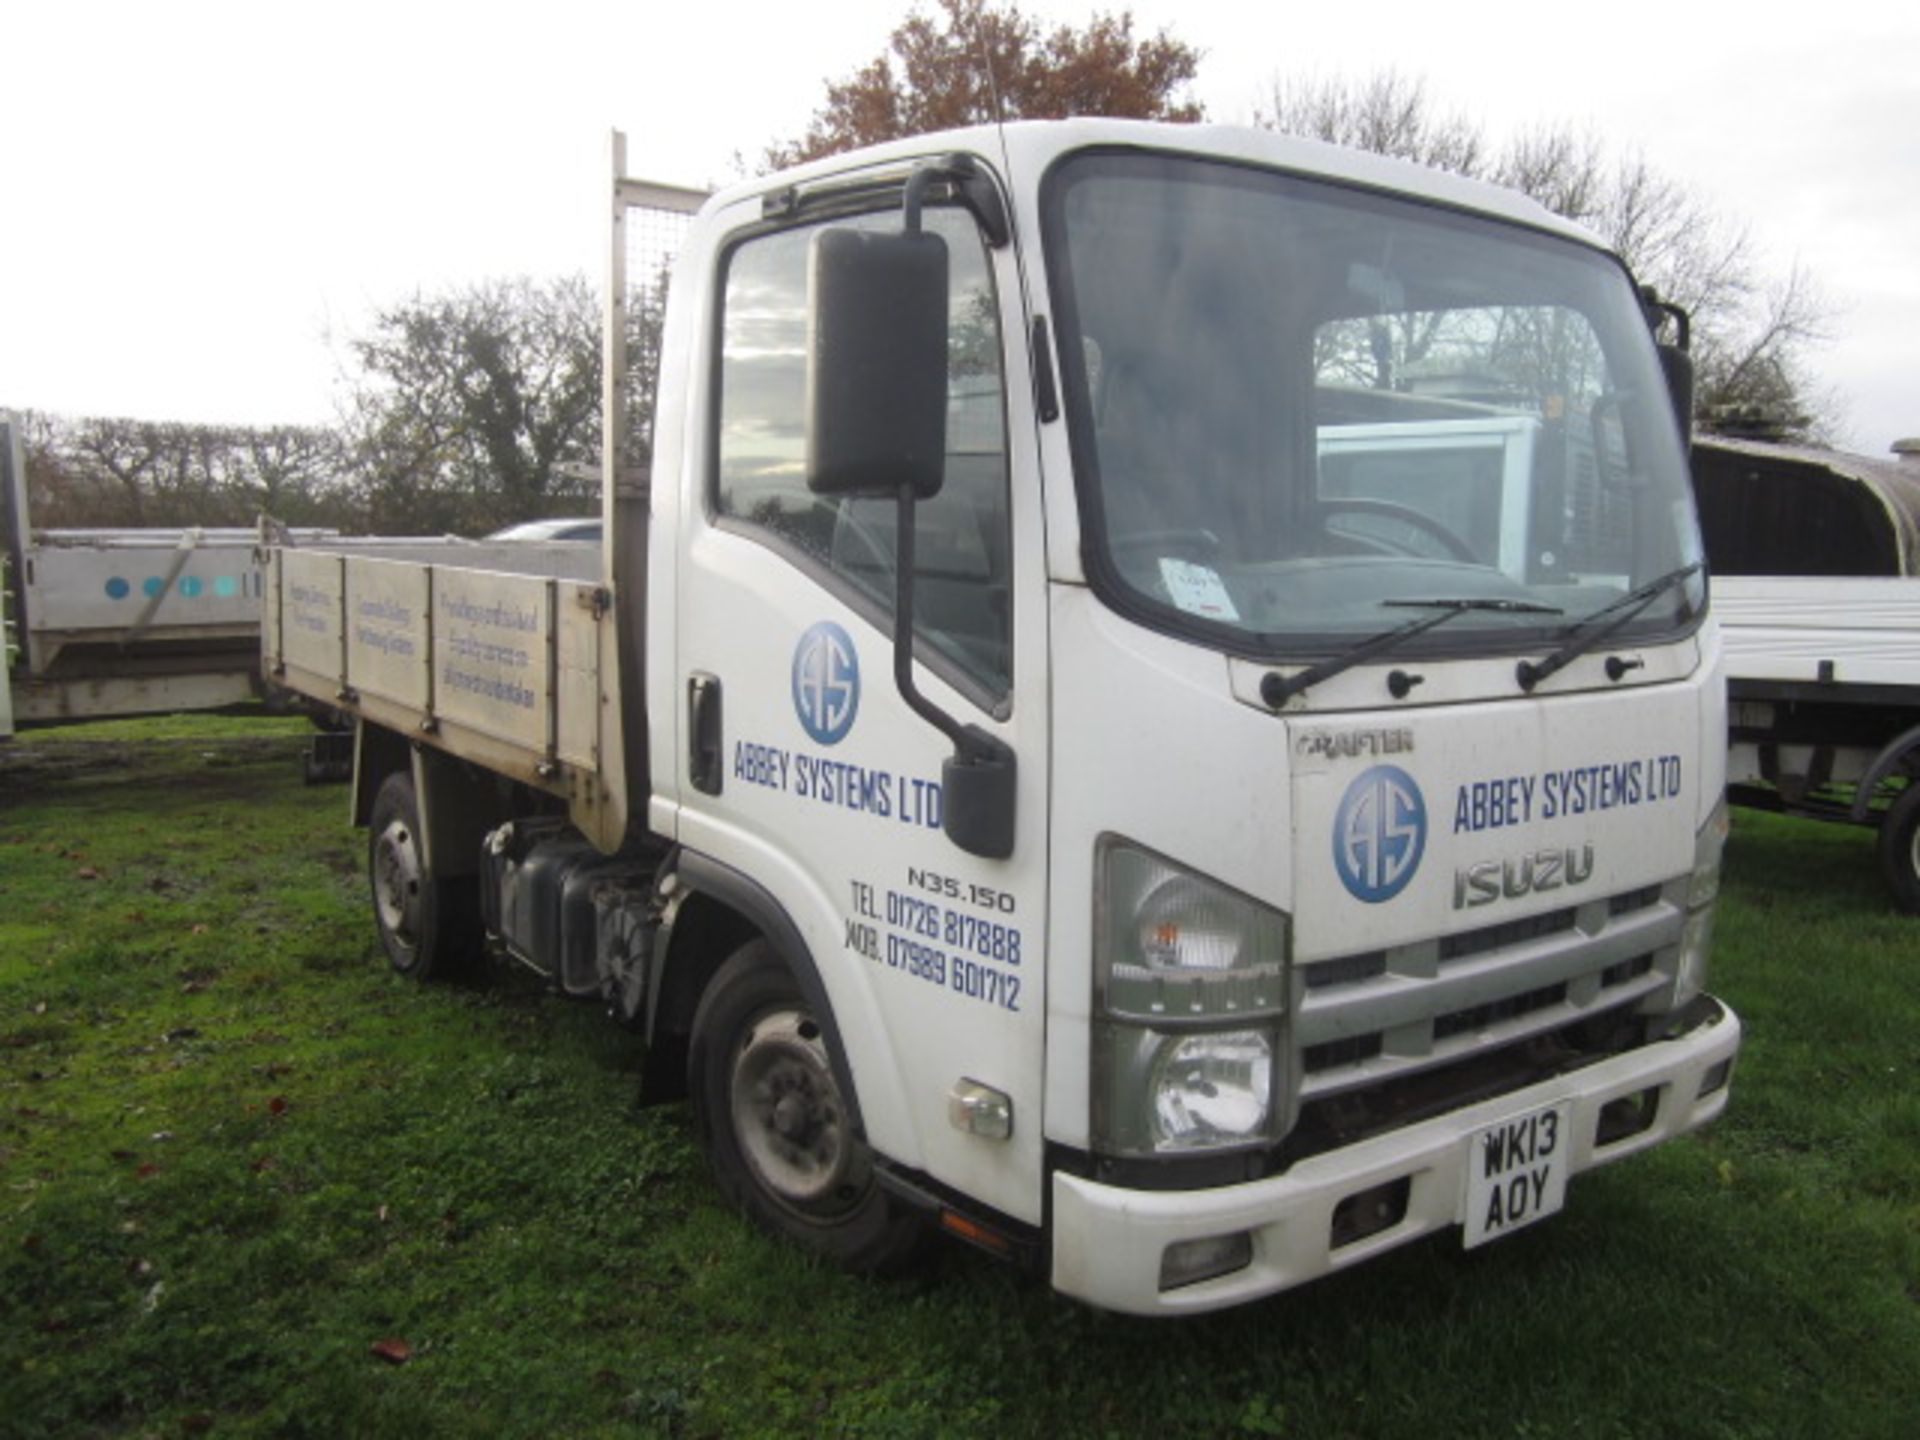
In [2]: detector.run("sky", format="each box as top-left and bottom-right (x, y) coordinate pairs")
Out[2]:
(1, 1), (1914, 458)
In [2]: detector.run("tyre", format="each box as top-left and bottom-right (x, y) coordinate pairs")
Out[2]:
(367, 770), (480, 979)
(687, 940), (922, 1270)
(1877, 782), (1920, 914)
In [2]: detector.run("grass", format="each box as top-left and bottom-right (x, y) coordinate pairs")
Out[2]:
(7, 710), (315, 745)
(2, 717), (1917, 1438)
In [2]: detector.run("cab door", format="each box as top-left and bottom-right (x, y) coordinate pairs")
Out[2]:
(667, 178), (1051, 1225)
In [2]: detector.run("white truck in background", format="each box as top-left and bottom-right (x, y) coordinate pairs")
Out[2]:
(263, 122), (1738, 1315)
(1, 412), (336, 739)
(1693, 434), (1920, 908)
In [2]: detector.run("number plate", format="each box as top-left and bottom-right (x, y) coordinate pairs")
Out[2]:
(1462, 1101), (1572, 1249)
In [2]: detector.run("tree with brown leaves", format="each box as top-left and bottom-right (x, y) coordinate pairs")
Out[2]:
(765, 0), (1202, 169)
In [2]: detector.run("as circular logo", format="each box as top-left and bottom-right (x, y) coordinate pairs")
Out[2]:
(1333, 765), (1427, 903)
(792, 621), (860, 745)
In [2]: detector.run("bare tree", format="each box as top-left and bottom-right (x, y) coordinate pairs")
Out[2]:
(235, 425), (349, 522)
(1256, 71), (1485, 176)
(21, 412), (349, 530)
(63, 416), (196, 526)
(765, 0), (1203, 169)
(1694, 260), (1832, 439)
(1258, 70), (1835, 441)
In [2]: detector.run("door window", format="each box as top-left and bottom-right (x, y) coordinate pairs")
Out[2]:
(716, 207), (1012, 702)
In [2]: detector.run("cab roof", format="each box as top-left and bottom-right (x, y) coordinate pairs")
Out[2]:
(711, 118), (1605, 255)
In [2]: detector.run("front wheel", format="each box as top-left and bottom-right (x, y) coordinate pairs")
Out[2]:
(687, 941), (921, 1270)
(367, 770), (479, 979)
(1877, 783), (1920, 913)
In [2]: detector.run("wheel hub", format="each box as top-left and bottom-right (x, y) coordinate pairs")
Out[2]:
(372, 818), (423, 945)
(772, 1090), (814, 1142)
(729, 1007), (867, 1215)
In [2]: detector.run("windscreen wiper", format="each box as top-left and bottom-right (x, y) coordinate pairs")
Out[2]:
(1260, 597), (1564, 708)
(1514, 562), (1703, 692)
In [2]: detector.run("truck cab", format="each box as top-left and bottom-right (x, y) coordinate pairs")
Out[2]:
(652, 122), (1734, 1311)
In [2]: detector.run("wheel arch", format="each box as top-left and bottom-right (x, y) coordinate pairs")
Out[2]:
(351, 722), (412, 829)
(648, 849), (869, 1139)
(350, 723), (519, 879)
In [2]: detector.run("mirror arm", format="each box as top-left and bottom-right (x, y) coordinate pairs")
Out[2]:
(1640, 286), (1692, 351)
(889, 170), (1008, 788)
(901, 155), (1010, 247)
(903, 165), (935, 237)
(891, 482), (947, 741)
(890, 480), (1017, 858)
(890, 482), (993, 764)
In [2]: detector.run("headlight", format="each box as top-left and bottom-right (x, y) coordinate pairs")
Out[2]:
(1096, 1023), (1278, 1155)
(1093, 840), (1291, 1157)
(1674, 906), (1715, 1009)
(1153, 1030), (1274, 1145)
(1690, 795), (1729, 909)
(1097, 840), (1288, 1021)
(1673, 797), (1728, 1007)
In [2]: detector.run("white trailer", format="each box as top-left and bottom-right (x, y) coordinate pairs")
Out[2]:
(1695, 435), (1920, 906)
(1, 412), (337, 736)
(265, 123), (1738, 1314)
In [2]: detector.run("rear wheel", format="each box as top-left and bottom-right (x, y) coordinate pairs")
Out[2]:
(1877, 782), (1920, 913)
(688, 940), (921, 1270)
(367, 770), (479, 979)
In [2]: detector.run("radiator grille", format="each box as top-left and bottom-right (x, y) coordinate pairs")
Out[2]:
(1293, 885), (1684, 1102)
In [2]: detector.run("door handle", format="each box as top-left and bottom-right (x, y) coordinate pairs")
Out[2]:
(688, 672), (723, 795)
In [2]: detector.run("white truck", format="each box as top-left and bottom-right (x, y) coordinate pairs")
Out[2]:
(263, 122), (1739, 1315)
(1694, 434), (1920, 907)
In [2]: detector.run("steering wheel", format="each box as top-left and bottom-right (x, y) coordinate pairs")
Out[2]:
(1108, 528), (1225, 563)
(831, 503), (898, 576)
(1318, 498), (1479, 564)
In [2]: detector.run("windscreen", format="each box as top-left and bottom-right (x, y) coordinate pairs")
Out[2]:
(1042, 150), (1704, 657)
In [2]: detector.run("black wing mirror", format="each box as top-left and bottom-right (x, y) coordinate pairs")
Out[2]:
(806, 227), (949, 501)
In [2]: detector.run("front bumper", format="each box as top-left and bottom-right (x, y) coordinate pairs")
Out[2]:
(1051, 997), (1740, 1316)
